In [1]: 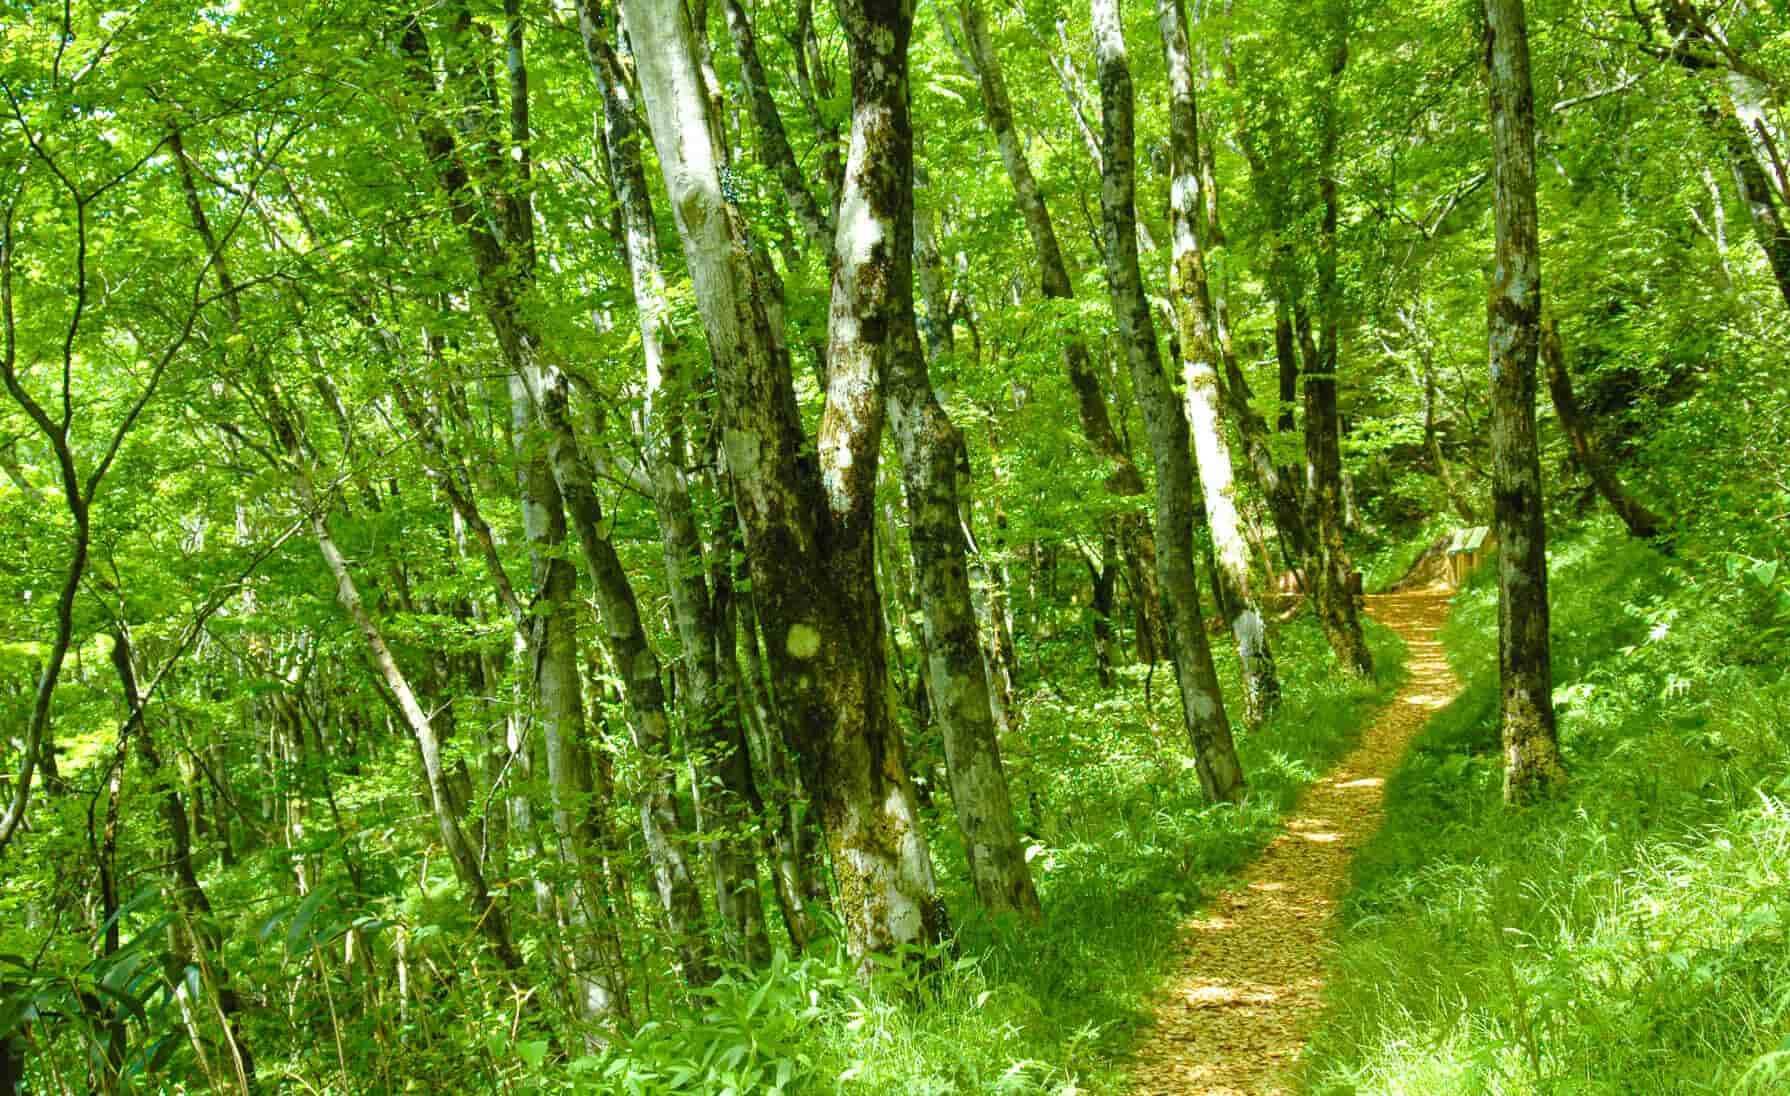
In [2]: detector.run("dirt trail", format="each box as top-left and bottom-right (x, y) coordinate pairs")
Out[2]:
(1125, 592), (1459, 1094)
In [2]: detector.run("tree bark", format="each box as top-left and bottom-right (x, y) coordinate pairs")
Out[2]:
(108, 630), (255, 1082)
(622, 0), (945, 965)
(1155, 0), (1281, 724)
(1540, 316), (1664, 539)
(1306, 15), (1375, 678)
(1484, 0), (1567, 804)
(956, 0), (1168, 660)
(1719, 104), (1790, 311)
(1091, 0), (1245, 804)
(721, 0), (835, 255)
(885, 256), (1041, 917)
(405, 6), (715, 990)
(580, 3), (771, 969)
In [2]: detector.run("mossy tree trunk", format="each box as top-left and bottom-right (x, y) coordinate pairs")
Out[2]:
(1484, 0), (1567, 804)
(1091, 0), (1246, 804)
(1155, 0), (1281, 725)
(623, 0), (946, 965)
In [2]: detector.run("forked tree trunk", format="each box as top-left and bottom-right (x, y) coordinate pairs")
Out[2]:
(1155, 0), (1280, 724)
(1484, 0), (1566, 804)
(622, 0), (945, 964)
(716, 5), (1027, 885)
(1091, 0), (1245, 803)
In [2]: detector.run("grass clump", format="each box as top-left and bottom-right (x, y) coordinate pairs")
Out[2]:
(1301, 521), (1790, 1095)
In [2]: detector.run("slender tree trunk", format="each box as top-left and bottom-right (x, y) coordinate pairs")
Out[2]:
(108, 630), (255, 1081)
(1086, 535), (1118, 689)
(721, 0), (834, 255)
(509, 384), (639, 1017)
(1091, 0), (1245, 803)
(171, 130), (526, 973)
(1399, 311), (1480, 524)
(1484, 0), (1566, 803)
(957, 0), (1168, 659)
(1540, 317), (1663, 539)
(581, 6), (771, 968)
(1306, 15), (1375, 677)
(1647, 5), (1790, 309)
(886, 288), (1041, 916)
(404, 6), (716, 989)
(1155, 0), (1280, 724)
(622, 0), (945, 964)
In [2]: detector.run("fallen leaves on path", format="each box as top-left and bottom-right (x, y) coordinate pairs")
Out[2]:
(1125, 593), (1459, 1094)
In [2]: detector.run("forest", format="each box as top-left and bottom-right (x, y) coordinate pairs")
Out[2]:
(2, 0), (1788, 1091)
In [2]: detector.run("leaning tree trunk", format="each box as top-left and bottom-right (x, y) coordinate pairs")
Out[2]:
(957, 0), (1167, 662)
(172, 130), (525, 977)
(1719, 106), (1790, 311)
(1540, 316), (1664, 540)
(621, 0), (945, 965)
(1091, 0), (1245, 803)
(1400, 310), (1480, 524)
(1484, 0), (1566, 804)
(1155, 0), (1280, 724)
(404, 5), (718, 986)
(109, 630), (255, 1083)
(1306, 16), (1375, 678)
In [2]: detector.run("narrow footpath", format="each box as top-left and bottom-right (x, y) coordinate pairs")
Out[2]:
(1126, 592), (1460, 1094)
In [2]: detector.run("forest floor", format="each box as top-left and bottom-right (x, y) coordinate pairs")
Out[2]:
(1125, 591), (1458, 1094)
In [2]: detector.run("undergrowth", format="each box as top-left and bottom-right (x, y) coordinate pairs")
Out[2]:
(1301, 519), (1790, 1095)
(555, 615), (1407, 1095)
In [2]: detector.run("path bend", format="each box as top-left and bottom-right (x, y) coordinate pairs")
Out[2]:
(1126, 592), (1459, 1094)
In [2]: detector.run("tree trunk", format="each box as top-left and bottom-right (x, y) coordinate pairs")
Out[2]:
(622, 0), (945, 965)
(1484, 0), (1567, 803)
(886, 328), (1041, 916)
(721, 0), (834, 254)
(957, 0), (1168, 658)
(405, 5), (719, 989)
(1306, 16), (1375, 678)
(1155, 0), (1281, 724)
(171, 129), (526, 974)
(581, 5), (771, 968)
(509, 384), (640, 1016)
(1540, 317), (1663, 539)
(1399, 310), (1480, 524)
(1091, 0), (1245, 803)
(1085, 534), (1118, 689)
(733, 543), (831, 950)
(109, 630), (255, 1082)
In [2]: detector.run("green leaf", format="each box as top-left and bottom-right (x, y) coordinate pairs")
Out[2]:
(286, 885), (331, 950)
